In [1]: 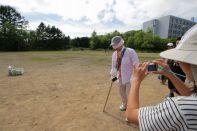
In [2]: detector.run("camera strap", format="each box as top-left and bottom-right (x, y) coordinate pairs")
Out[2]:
(116, 47), (126, 71)
(158, 66), (186, 78)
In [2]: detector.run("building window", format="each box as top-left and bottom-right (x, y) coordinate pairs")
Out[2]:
(176, 19), (178, 23)
(169, 24), (173, 28)
(170, 18), (173, 23)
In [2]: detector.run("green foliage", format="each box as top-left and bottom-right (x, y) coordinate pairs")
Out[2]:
(70, 37), (89, 48)
(32, 22), (70, 50)
(142, 32), (154, 50)
(90, 31), (101, 49)
(126, 36), (135, 48)
(0, 5), (28, 29)
(133, 30), (144, 49)
(99, 35), (110, 49)
(0, 22), (29, 51)
(0, 5), (29, 51)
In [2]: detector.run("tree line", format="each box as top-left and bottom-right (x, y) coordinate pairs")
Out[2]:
(0, 5), (176, 51)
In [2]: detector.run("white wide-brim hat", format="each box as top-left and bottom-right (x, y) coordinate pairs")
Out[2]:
(111, 36), (124, 49)
(160, 24), (197, 65)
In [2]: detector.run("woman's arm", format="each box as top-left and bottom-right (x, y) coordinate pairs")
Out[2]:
(126, 80), (141, 124)
(126, 62), (149, 125)
(153, 59), (192, 96)
(179, 62), (195, 82)
(167, 73), (191, 96)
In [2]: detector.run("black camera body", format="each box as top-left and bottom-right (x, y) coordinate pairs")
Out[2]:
(148, 63), (158, 72)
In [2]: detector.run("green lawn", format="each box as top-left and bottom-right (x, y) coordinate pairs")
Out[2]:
(0, 50), (160, 65)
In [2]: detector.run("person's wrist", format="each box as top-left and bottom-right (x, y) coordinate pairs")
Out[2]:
(131, 78), (142, 85)
(165, 71), (174, 79)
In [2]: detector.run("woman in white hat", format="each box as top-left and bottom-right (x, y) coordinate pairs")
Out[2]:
(126, 25), (197, 130)
(110, 36), (139, 111)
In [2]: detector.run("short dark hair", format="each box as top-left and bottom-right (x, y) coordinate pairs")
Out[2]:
(177, 37), (181, 41)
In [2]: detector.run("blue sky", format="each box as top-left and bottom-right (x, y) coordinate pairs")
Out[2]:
(0, 0), (197, 38)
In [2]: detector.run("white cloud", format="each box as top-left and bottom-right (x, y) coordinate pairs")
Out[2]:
(0, 0), (197, 37)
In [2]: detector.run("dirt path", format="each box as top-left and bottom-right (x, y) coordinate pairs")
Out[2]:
(0, 52), (168, 131)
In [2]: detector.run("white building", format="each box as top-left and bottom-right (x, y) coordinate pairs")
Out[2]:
(143, 15), (196, 38)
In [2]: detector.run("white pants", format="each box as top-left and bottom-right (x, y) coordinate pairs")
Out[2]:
(118, 79), (131, 107)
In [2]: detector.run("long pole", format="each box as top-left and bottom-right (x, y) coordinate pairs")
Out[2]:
(103, 81), (114, 112)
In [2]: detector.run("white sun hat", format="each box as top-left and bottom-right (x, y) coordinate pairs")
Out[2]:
(160, 24), (197, 65)
(111, 36), (124, 49)
(167, 43), (174, 47)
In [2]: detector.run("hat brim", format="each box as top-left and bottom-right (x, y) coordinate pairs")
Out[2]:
(160, 49), (197, 65)
(111, 42), (123, 49)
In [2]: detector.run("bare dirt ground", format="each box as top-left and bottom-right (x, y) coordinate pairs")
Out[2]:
(0, 51), (168, 131)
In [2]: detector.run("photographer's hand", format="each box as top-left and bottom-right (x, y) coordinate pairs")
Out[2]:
(152, 59), (172, 77)
(132, 62), (149, 83)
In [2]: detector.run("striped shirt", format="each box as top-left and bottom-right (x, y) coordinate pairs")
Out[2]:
(139, 95), (197, 131)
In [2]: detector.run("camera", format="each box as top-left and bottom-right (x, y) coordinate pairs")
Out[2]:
(148, 63), (158, 72)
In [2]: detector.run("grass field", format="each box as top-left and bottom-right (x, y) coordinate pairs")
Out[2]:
(0, 50), (168, 131)
(0, 50), (159, 67)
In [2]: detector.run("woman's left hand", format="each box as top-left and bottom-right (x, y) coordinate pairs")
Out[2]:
(132, 62), (149, 83)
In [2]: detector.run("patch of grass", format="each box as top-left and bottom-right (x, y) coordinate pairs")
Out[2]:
(138, 53), (160, 62)
(0, 50), (160, 64)
(31, 57), (51, 62)
(77, 51), (160, 66)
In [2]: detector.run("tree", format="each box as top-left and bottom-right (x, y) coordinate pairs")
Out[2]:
(134, 30), (144, 50)
(99, 35), (110, 50)
(34, 22), (69, 50)
(0, 22), (29, 51)
(111, 30), (121, 36)
(70, 38), (79, 48)
(90, 30), (100, 49)
(78, 37), (90, 48)
(36, 22), (47, 40)
(126, 36), (135, 48)
(142, 32), (154, 50)
(0, 5), (29, 51)
(27, 30), (37, 50)
(0, 5), (28, 29)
